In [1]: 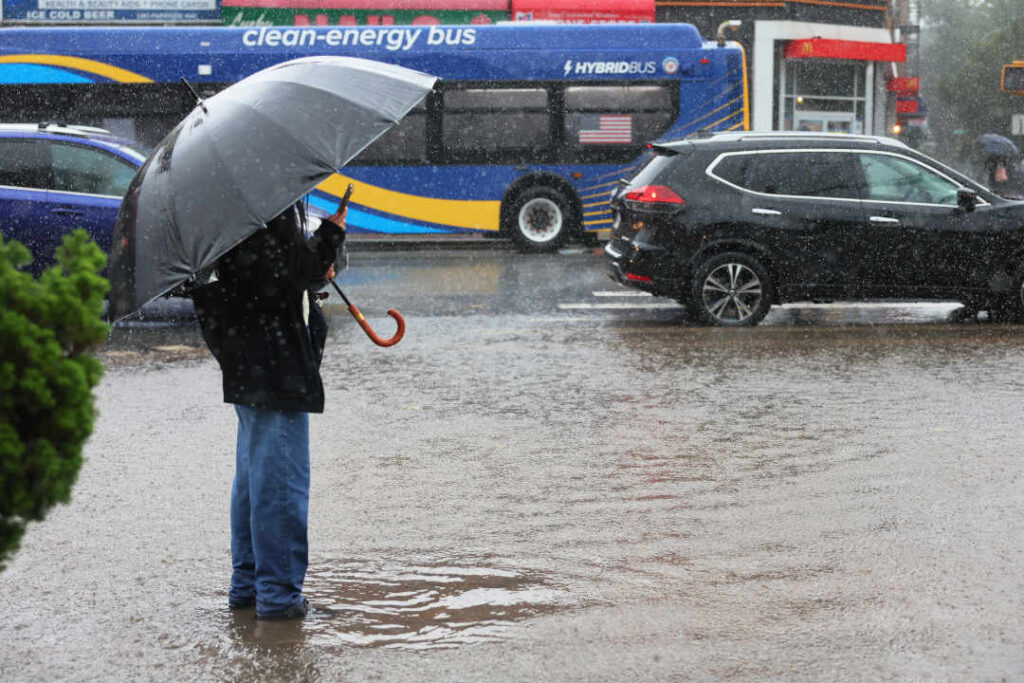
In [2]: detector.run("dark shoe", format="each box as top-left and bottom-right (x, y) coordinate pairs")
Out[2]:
(229, 596), (255, 610)
(255, 598), (309, 621)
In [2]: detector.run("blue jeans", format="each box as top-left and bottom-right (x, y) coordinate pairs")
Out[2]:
(231, 405), (310, 615)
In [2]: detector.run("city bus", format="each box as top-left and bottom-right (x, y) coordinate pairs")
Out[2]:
(0, 23), (748, 251)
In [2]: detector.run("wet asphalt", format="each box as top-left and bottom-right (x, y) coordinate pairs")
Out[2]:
(1, 246), (1023, 681)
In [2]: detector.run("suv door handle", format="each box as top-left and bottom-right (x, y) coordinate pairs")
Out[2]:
(869, 216), (900, 224)
(751, 208), (781, 216)
(52, 208), (85, 216)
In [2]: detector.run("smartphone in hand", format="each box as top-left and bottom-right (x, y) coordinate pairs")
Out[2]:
(325, 184), (353, 230)
(339, 183), (354, 211)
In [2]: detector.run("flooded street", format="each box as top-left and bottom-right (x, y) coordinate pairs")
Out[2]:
(2, 249), (1023, 681)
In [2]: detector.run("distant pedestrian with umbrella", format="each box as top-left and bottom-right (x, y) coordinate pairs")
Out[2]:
(106, 57), (436, 620)
(976, 133), (1023, 194)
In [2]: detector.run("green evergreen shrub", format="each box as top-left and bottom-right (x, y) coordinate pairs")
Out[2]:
(0, 230), (109, 569)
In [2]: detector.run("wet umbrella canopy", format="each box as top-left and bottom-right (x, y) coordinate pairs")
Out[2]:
(106, 56), (437, 322)
(976, 133), (1022, 159)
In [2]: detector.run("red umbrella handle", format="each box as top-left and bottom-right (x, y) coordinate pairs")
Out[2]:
(348, 304), (405, 347)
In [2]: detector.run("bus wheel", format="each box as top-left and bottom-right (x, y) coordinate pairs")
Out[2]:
(508, 186), (573, 252)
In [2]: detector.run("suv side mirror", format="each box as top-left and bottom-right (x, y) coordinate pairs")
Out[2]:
(957, 187), (978, 212)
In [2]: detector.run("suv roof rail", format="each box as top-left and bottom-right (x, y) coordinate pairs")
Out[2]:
(739, 131), (879, 141)
(722, 130), (907, 147)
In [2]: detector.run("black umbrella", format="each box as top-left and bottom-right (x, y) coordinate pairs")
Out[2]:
(976, 133), (1022, 159)
(107, 56), (436, 322)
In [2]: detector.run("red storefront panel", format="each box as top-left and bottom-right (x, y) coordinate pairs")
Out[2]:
(785, 38), (906, 62)
(886, 76), (920, 94)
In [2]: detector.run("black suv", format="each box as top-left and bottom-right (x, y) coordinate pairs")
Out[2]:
(606, 132), (1024, 326)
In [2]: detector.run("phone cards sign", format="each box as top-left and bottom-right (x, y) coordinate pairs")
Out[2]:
(3, 0), (221, 23)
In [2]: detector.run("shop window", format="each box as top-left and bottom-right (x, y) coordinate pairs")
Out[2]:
(782, 59), (868, 134)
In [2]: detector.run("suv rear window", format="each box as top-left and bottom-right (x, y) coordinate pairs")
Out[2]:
(626, 152), (677, 188)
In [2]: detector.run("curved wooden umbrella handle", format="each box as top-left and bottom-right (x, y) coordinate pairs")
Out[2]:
(348, 304), (405, 347)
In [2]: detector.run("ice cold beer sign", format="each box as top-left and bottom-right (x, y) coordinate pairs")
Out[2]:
(4, 0), (219, 22)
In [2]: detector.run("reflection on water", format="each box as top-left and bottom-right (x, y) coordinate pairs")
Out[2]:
(228, 559), (569, 651)
(767, 301), (964, 326)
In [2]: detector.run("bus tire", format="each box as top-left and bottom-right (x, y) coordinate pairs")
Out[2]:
(507, 186), (573, 253)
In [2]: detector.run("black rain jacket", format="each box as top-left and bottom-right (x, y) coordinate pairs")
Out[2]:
(192, 206), (345, 413)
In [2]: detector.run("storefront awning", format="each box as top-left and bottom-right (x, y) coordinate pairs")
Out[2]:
(511, 0), (654, 23)
(784, 38), (906, 63)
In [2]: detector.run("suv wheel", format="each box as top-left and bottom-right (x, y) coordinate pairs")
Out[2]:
(507, 186), (573, 253)
(691, 252), (773, 327)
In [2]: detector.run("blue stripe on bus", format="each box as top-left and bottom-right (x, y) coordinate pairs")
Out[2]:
(307, 194), (449, 235)
(0, 64), (92, 84)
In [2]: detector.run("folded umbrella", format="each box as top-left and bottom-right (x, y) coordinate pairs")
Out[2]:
(107, 56), (436, 322)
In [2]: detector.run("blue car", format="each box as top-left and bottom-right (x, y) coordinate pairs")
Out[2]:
(0, 123), (146, 276)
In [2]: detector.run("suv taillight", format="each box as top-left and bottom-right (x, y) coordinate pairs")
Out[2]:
(623, 185), (686, 212)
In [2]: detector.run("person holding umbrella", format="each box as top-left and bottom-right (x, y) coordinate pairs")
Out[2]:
(106, 56), (436, 620)
(192, 200), (346, 620)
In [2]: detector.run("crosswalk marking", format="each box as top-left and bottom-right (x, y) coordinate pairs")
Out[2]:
(558, 302), (683, 310)
(592, 290), (654, 297)
(556, 288), (680, 310)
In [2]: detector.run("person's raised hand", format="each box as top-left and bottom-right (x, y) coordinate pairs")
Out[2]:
(324, 205), (347, 230)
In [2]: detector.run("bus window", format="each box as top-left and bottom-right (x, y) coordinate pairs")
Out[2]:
(563, 84), (678, 161)
(353, 100), (429, 164)
(441, 86), (550, 160)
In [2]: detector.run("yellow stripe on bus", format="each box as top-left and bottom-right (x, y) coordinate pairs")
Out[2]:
(319, 174), (501, 232)
(0, 55), (153, 83)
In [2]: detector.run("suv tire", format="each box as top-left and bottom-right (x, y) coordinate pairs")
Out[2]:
(691, 252), (773, 327)
(507, 186), (573, 253)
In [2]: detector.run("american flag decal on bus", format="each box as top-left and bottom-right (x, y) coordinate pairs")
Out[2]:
(578, 114), (632, 144)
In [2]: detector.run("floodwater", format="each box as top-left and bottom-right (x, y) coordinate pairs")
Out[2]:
(2, 251), (1023, 680)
